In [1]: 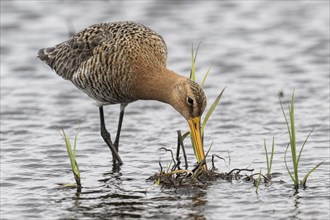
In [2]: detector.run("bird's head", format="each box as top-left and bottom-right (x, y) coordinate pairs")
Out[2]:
(171, 78), (207, 165)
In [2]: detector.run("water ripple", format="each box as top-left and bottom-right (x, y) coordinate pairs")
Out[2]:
(1, 1), (329, 220)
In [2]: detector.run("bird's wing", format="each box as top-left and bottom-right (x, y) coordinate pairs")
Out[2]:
(38, 23), (112, 80)
(38, 22), (168, 81)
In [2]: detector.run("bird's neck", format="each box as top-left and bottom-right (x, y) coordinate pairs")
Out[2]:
(133, 68), (184, 105)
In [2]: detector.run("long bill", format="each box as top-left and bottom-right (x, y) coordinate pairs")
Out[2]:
(188, 117), (207, 170)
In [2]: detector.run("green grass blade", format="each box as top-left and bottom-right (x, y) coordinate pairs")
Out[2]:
(190, 46), (196, 81)
(289, 90), (296, 153)
(166, 162), (172, 173)
(205, 141), (213, 158)
(202, 87), (226, 132)
(255, 169), (262, 194)
(156, 178), (160, 185)
(181, 131), (190, 141)
(63, 132), (75, 170)
(279, 94), (292, 142)
(62, 130), (73, 161)
(200, 66), (211, 88)
(189, 42), (201, 81)
(193, 42), (201, 63)
(264, 137), (275, 176)
(297, 127), (314, 166)
(289, 90), (299, 186)
(263, 139), (270, 175)
(61, 129), (81, 186)
(301, 161), (324, 187)
(284, 143), (295, 183)
(73, 126), (80, 157)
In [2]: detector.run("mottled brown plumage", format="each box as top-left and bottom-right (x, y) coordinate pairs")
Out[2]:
(38, 21), (207, 165)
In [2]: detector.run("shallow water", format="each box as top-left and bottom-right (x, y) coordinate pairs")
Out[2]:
(1, 1), (329, 219)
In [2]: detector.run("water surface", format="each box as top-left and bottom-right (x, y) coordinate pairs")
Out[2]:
(1, 1), (329, 219)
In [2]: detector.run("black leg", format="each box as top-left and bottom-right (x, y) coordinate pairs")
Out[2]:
(114, 103), (127, 150)
(99, 106), (123, 165)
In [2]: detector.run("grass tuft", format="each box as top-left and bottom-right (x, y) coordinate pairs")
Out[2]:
(255, 169), (262, 194)
(280, 90), (324, 188)
(60, 128), (81, 188)
(263, 136), (275, 178)
(189, 42), (201, 81)
(186, 44), (226, 163)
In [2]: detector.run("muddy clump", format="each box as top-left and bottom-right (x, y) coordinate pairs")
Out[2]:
(147, 150), (266, 189)
(147, 131), (271, 189)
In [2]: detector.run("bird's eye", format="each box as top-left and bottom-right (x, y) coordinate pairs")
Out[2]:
(187, 97), (194, 105)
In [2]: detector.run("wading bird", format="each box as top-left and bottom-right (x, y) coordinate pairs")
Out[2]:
(38, 21), (207, 166)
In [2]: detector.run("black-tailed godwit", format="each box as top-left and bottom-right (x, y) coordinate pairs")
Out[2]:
(38, 21), (207, 166)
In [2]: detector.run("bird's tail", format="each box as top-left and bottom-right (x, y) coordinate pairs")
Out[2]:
(37, 42), (75, 80)
(38, 47), (55, 65)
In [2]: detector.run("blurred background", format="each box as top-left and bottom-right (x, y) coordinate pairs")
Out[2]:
(1, 1), (329, 219)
